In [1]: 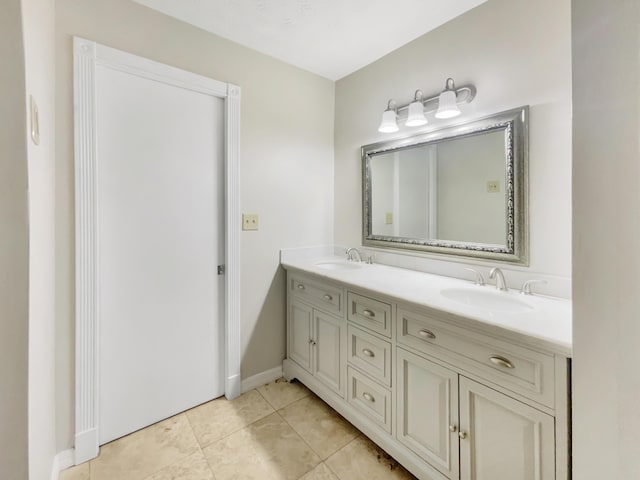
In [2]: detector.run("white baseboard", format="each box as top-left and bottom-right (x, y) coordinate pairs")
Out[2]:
(241, 365), (283, 393)
(51, 449), (75, 480)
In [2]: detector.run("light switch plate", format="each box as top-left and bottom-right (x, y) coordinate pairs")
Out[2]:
(487, 180), (500, 193)
(242, 213), (259, 231)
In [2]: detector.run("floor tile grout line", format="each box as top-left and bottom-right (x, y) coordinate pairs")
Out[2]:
(277, 395), (363, 462)
(187, 392), (276, 450)
(323, 435), (364, 480)
(273, 409), (323, 477)
(255, 381), (312, 411)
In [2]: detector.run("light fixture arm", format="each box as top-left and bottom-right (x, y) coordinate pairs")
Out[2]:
(378, 77), (476, 133)
(394, 82), (476, 117)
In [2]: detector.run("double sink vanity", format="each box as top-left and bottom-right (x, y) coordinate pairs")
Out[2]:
(282, 106), (571, 480)
(281, 253), (571, 480)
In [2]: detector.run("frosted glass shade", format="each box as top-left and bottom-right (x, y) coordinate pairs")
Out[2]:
(435, 89), (461, 119)
(405, 101), (428, 127)
(378, 110), (399, 133)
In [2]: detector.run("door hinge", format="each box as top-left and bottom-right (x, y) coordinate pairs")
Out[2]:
(217, 265), (225, 275)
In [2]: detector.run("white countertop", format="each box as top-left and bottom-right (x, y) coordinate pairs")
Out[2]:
(281, 256), (572, 357)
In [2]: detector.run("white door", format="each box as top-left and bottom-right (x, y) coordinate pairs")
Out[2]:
(459, 376), (555, 480)
(96, 61), (225, 444)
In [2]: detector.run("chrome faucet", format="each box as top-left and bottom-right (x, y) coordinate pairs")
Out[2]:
(489, 267), (508, 291)
(345, 247), (363, 262)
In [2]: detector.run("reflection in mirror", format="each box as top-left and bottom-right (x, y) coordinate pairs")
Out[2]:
(363, 107), (528, 264)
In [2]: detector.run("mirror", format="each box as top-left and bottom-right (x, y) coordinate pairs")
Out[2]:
(362, 106), (528, 264)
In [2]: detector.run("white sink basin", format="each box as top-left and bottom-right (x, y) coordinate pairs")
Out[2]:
(440, 287), (533, 313)
(314, 261), (362, 271)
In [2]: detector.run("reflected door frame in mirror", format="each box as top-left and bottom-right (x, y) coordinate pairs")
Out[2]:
(362, 106), (529, 265)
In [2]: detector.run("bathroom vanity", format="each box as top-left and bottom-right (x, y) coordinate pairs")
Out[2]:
(281, 255), (571, 480)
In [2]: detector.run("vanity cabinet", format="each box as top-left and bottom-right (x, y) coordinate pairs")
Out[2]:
(288, 274), (345, 397)
(283, 269), (570, 480)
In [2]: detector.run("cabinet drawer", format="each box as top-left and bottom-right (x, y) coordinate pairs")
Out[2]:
(397, 307), (555, 408)
(347, 367), (392, 433)
(347, 325), (392, 387)
(289, 274), (343, 315)
(347, 292), (392, 337)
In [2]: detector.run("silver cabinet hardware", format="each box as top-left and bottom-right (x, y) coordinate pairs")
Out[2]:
(520, 279), (547, 295)
(418, 329), (436, 340)
(362, 309), (375, 318)
(489, 355), (515, 369)
(464, 267), (485, 286)
(362, 348), (375, 358)
(458, 431), (468, 439)
(297, 284), (305, 290)
(449, 425), (458, 433)
(323, 294), (333, 301)
(311, 340), (317, 346)
(362, 392), (375, 403)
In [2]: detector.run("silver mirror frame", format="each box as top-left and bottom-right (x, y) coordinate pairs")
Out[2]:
(362, 106), (529, 265)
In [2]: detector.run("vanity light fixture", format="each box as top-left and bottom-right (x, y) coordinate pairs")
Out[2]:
(405, 90), (428, 127)
(435, 78), (462, 119)
(378, 99), (399, 133)
(377, 77), (476, 133)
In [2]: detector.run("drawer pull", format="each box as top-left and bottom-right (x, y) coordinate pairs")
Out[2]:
(362, 348), (375, 358)
(449, 425), (458, 433)
(418, 329), (436, 340)
(489, 355), (514, 369)
(297, 284), (306, 291)
(459, 431), (468, 440)
(362, 309), (376, 318)
(323, 294), (333, 301)
(362, 392), (375, 403)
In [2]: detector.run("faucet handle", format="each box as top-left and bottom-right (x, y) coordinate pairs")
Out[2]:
(520, 279), (547, 295)
(366, 253), (376, 265)
(464, 268), (485, 286)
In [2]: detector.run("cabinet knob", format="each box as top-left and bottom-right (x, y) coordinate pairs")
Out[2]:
(362, 309), (376, 318)
(309, 339), (316, 346)
(449, 425), (457, 433)
(297, 284), (306, 291)
(362, 348), (375, 358)
(362, 392), (375, 403)
(418, 329), (436, 340)
(458, 431), (468, 440)
(323, 294), (333, 301)
(489, 355), (514, 369)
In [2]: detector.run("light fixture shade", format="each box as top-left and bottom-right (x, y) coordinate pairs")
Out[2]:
(435, 89), (461, 119)
(378, 109), (399, 133)
(405, 101), (428, 127)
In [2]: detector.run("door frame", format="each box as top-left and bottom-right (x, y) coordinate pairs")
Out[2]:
(72, 37), (241, 463)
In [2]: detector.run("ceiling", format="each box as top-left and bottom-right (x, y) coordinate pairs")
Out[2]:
(133, 0), (487, 80)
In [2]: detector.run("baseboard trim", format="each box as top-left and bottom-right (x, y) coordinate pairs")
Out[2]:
(51, 449), (75, 480)
(241, 366), (283, 393)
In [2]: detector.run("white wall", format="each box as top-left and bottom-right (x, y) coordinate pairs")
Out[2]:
(55, 0), (335, 452)
(21, 0), (58, 477)
(335, 0), (572, 281)
(572, 0), (640, 478)
(0, 1), (30, 478)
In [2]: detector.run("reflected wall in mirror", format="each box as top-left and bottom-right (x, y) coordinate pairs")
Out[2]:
(362, 107), (528, 264)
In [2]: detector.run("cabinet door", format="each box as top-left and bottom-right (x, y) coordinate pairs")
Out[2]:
(313, 310), (342, 394)
(289, 300), (313, 372)
(397, 348), (459, 479)
(459, 376), (555, 480)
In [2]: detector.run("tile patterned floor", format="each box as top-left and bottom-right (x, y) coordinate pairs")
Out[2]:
(60, 379), (416, 480)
